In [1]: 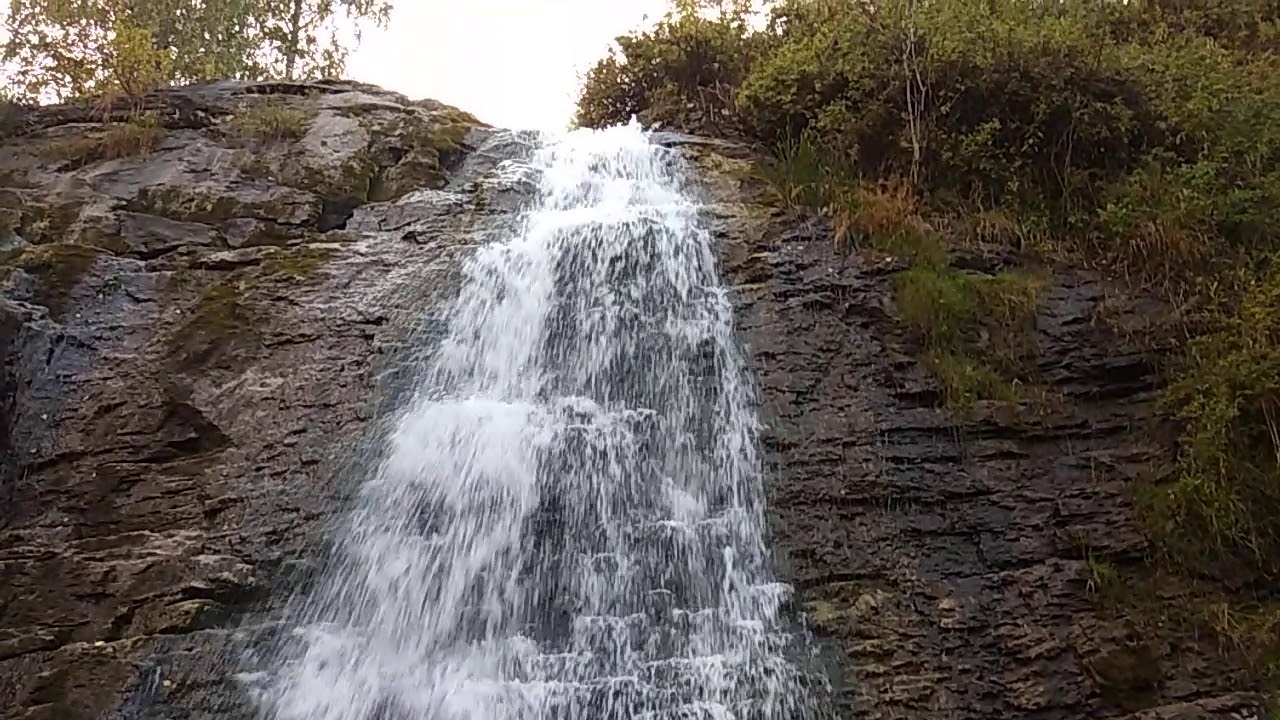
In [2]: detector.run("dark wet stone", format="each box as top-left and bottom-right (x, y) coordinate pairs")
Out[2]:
(687, 141), (1267, 720)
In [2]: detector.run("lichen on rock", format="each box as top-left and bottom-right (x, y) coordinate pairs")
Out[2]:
(238, 88), (491, 212)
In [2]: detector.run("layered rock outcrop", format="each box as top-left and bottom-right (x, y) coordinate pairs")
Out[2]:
(0, 80), (535, 719)
(0, 82), (1267, 720)
(685, 140), (1269, 720)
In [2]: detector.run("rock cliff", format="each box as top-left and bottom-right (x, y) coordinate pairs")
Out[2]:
(0, 79), (534, 719)
(0, 82), (1267, 719)
(684, 140), (1269, 720)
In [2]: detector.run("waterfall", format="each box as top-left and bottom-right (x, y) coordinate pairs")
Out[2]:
(254, 124), (826, 720)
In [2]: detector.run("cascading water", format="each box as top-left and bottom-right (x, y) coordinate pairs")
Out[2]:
(254, 124), (826, 720)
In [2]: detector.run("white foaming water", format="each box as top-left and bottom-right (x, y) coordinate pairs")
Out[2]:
(255, 124), (825, 720)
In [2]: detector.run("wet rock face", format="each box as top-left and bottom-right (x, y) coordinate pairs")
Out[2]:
(0, 81), (539, 720)
(684, 140), (1268, 720)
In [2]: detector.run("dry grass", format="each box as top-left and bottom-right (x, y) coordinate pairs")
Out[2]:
(42, 113), (164, 167)
(831, 179), (932, 254)
(225, 102), (315, 144)
(955, 206), (1051, 253)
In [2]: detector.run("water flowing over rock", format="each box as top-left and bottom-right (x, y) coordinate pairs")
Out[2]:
(0, 81), (1267, 720)
(250, 124), (827, 720)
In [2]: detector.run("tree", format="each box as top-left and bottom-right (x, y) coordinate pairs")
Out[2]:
(2, 0), (392, 103)
(268, 0), (392, 81)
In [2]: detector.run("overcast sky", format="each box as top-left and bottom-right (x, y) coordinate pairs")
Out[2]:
(345, 0), (669, 130)
(0, 2), (670, 128)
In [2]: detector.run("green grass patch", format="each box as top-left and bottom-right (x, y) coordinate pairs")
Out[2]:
(894, 257), (1043, 407)
(1139, 257), (1280, 582)
(758, 129), (832, 209)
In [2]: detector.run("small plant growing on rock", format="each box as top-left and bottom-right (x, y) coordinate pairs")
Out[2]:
(225, 102), (316, 145)
(42, 112), (165, 168)
(759, 129), (830, 209)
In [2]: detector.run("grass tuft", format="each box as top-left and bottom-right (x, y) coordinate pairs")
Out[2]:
(225, 102), (315, 145)
(42, 113), (164, 168)
(1139, 257), (1280, 585)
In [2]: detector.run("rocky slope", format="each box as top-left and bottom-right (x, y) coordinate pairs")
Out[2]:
(683, 141), (1270, 720)
(0, 81), (1267, 720)
(0, 79), (542, 719)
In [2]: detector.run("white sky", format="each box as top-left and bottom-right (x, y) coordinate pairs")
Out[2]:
(345, 1), (671, 131)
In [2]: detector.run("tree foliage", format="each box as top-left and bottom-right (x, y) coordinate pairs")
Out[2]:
(263, 0), (392, 82)
(2, 0), (391, 103)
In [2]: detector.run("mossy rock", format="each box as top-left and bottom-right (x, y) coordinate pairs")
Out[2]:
(21, 639), (150, 720)
(0, 188), (22, 216)
(258, 245), (337, 283)
(0, 206), (20, 237)
(1, 242), (106, 319)
(314, 151), (379, 205)
(0, 165), (35, 189)
(64, 213), (133, 255)
(409, 100), (486, 128)
(164, 273), (264, 372)
(130, 185), (314, 228)
(1086, 642), (1163, 710)
(2, 191), (89, 246)
(358, 112), (481, 203)
(162, 245), (338, 370)
(245, 102), (482, 209)
(221, 218), (293, 249)
(131, 186), (239, 225)
(803, 599), (852, 632)
(370, 157), (443, 202)
(366, 114), (478, 201)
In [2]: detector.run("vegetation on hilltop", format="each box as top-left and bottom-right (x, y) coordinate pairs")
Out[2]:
(2, 0), (392, 103)
(576, 0), (1280, 684)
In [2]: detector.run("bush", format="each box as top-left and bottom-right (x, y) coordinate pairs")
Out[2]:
(574, 10), (759, 131)
(1095, 35), (1280, 281)
(578, 0), (1280, 258)
(1148, 258), (1280, 578)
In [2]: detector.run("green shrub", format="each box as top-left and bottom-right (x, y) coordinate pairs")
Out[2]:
(1094, 37), (1280, 282)
(1147, 258), (1280, 578)
(574, 10), (759, 130)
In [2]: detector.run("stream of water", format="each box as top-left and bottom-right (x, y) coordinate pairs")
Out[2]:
(254, 124), (825, 720)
